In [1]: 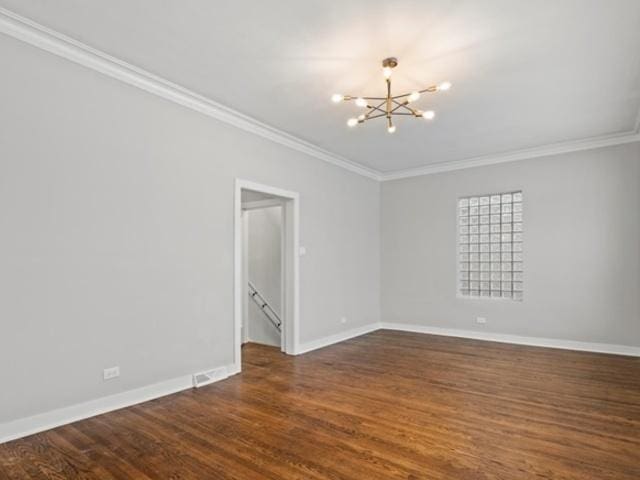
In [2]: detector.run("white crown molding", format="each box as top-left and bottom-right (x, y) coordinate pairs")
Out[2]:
(1, 7), (638, 182)
(380, 129), (640, 181)
(0, 8), (382, 181)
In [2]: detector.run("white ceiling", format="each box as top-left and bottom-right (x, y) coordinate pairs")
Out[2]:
(2, 0), (639, 174)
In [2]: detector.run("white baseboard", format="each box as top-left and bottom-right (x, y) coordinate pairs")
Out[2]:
(380, 322), (640, 357)
(295, 322), (381, 355)
(0, 363), (239, 445)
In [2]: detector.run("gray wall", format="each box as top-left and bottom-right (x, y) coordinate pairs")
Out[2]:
(247, 206), (282, 347)
(0, 35), (380, 423)
(381, 142), (640, 347)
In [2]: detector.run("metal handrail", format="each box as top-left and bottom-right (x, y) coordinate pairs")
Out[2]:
(247, 281), (282, 332)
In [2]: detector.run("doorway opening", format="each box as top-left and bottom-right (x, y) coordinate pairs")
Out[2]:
(234, 179), (299, 371)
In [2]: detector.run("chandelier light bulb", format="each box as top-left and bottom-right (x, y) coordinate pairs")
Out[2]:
(331, 93), (344, 103)
(347, 117), (358, 127)
(355, 97), (367, 107)
(383, 66), (393, 79)
(407, 92), (420, 103)
(387, 125), (396, 133)
(422, 110), (435, 120)
(437, 81), (452, 91)
(358, 114), (366, 121)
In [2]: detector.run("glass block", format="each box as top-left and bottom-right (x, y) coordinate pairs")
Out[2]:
(513, 252), (523, 262)
(513, 222), (523, 232)
(490, 224), (501, 233)
(459, 207), (469, 216)
(470, 216), (479, 225)
(502, 213), (512, 223)
(513, 192), (523, 202)
(480, 234), (489, 243)
(501, 272), (512, 281)
(460, 244), (469, 252)
(491, 262), (501, 271)
(470, 281), (479, 289)
(490, 243), (500, 252)
(480, 290), (491, 297)
(460, 253), (470, 262)
(460, 289), (470, 296)
(480, 281), (490, 290)
(490, 234), (500, 243)
(459, 198), (469, 207)
(513, 233), (523, 242)
(502, 292), (512, 299)
(491, 253), (500, 261)
(513, 282), (523, 291)
(490, 195), (501, 204)
(501, 262), (512, 271)
(480, 272), (490, 280)
(502, 243), (512, 252)
(513, 262), (523, 271)
(469, 235), (479, 243)
(480, 215), (489, 224)
(470, 290), (480, 297)
(460, 235), (469, 243)
(502, 252), (512, 262)
(513, 291), (523, 301)
(490, 204), (501, 214)
(480, 205), (490, 215)
(512, 242), (523, 252)
(490, 272), (501, 281)
(469, 253), (479, 262)
(501, 223), (512, 232)
(470, 225), (479, 234)
(480, 196), (490, 205)
(513, 213), (523, 222)
(502, 281), (512, 291)
(491, 281), (501, 289)
(460, 281), (469, 289)
(469, 244), (479, 252)
(501, 193), (512, 203)
(470, 262), (479, 271)
(469, 197), (479, 206)
(480, 225), (490, 234)
(460, 271), (469, 280)
(470, 272), (480, 280)
(480, 253), (490, 262)
(460, 226), (469, 234)
(460, 216), (469, 226)
(460, 262), (469, 271)
(513, 202), (522, 213)
(470, 206), (479, 215)
(513, 272), (523, 281)
(480, 244), (490, 253)
(480, 263), (490, 271)
(501, 233), (512, 242)
(491, 291), (502, 298)
(502, 203), (512, 213)
(490, 214), (501, 224)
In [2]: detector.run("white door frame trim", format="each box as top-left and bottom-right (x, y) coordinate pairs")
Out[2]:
(234, 179), (300, 368)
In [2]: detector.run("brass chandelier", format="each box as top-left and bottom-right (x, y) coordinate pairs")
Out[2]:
(331, 57), (451, 133)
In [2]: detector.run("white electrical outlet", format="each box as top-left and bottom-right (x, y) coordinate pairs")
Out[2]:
(103, 366), (120, 380)
(476, 317), (487, 324)
(340, 317), (347, 324)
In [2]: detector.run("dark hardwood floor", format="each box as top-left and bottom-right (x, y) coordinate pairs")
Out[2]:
(1, 330), (639, 479)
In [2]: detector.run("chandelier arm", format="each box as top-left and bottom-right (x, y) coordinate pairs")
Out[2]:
(391, 99), (417, 115)
(389, 112), (416, 116)
(366, 100), (387, 116)
(364, 112), (388, 120)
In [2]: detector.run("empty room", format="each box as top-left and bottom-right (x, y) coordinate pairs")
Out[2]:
(1, 1), (639, 479)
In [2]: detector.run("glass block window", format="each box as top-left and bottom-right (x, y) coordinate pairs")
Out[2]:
(458, 191), (523, 300)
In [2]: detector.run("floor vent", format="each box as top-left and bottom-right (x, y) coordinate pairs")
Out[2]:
(192, 367), (228, 388)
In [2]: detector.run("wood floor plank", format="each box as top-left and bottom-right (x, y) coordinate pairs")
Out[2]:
(1, 330), (638, 479)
